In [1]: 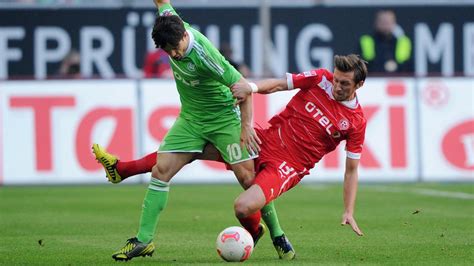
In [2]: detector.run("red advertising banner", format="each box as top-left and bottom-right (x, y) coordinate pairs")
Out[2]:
(0, 80), (139, 185)
(0, 78), (471, 184)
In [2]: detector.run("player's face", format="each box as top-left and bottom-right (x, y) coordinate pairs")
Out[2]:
(332, 69), (359, 101)
(163, 32), (189, 61)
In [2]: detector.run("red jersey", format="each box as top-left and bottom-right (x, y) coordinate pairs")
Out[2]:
(257, 69), (367, 173)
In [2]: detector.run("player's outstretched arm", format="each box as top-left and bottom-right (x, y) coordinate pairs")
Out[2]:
(231, 78), (288, 99)
(254, 78), (289, 94)
(153, 0), (170, 9)
(341, 157), (364, 236)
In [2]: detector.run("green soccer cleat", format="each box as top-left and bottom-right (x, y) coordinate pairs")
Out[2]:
(92, 143), (122, 184)
(253, 223), (267, 247)
(112, 237), (155, 261)
(273, 234), (296, 260)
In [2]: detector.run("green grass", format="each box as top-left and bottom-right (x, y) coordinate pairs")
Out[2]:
(0, 183), (473, 265)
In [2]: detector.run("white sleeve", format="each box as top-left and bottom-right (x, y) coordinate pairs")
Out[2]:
(286, 73), (295, 90)
(346, 151), (361, 160)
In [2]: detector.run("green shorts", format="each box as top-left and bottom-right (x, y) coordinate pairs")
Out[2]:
(158, 116), (257, 164)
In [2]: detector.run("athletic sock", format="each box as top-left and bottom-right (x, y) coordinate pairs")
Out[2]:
(238, 211), (262, 239)
(261, 201), (285, 239)
(116, 152), (157, 179)
(136, 178), (169, 243)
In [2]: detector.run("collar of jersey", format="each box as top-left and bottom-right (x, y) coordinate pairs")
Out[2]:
(342, 94), (359, 109)
(327, 86), (359, 109)
(183, 29), (195, 57)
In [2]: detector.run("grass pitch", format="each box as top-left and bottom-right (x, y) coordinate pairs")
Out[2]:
(0, 183), (473, 265)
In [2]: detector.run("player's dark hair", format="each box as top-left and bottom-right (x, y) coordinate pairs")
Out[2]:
(334, 54), (368, 84)
(152, 15), (186, 49)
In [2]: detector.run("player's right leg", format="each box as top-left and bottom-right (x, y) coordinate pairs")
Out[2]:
(92, 143), (157, 183)
(92, 143), (221, 184)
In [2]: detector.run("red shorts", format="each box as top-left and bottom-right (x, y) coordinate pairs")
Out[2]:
(224, 128), (309, 204)
(224, 157), (306, 204)
(253, 158), (307, 205)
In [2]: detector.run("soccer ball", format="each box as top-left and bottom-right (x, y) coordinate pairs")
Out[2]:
(216, 226), (254, 262)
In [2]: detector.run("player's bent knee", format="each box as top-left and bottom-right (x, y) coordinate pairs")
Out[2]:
(234, 197), (253, 218)
(151, 163), (171, 181)
(151, 165), (160, 179)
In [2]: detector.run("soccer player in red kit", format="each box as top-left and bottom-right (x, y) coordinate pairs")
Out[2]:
(93, 54), (367, 258)
(231, 54), (367, 237)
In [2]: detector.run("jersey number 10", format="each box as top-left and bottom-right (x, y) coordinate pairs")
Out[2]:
(226, 143), (242, 161)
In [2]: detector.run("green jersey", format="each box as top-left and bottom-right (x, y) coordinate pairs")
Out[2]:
(158, 3), (242, 122)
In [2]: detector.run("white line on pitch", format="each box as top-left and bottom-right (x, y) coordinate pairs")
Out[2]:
(368, 186), (474, 200)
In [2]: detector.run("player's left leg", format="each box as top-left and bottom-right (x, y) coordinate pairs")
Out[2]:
(116, 153), (156, 180)
(112, 152), (196, 261)
(92, 144), (158, 183)
(112, 117), (206, 261)
(234, 164), (297, 260)
(234, 184), (267, 245)
(209, 119), (292, 257)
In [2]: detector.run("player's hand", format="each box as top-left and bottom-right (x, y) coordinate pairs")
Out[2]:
(241, 125), (261, 155)
(234, 97), (245, 107)
(341, 212), (364, 236)
(231, 82), (252, 101)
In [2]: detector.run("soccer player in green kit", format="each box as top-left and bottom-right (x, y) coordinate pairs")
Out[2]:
(98, 0), (295, 261)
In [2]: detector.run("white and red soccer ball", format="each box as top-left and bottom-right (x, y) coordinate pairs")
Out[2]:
(216, 226), (254, 262)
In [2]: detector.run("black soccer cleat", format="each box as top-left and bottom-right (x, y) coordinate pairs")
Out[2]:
(112, 237), (155, 261)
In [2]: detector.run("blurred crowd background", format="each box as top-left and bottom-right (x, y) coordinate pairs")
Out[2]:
(1, 0), (473, 79)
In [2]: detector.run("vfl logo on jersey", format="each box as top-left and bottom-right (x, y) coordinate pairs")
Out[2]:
(160, 9), (174, 16)
(338, 118), (350, 130)
(187, 62), (196, 72)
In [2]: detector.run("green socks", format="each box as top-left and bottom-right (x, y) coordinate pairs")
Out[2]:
(261, 201), (285, 239)
(134, 179), (284, 243)
(136, 178), (170, 243)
